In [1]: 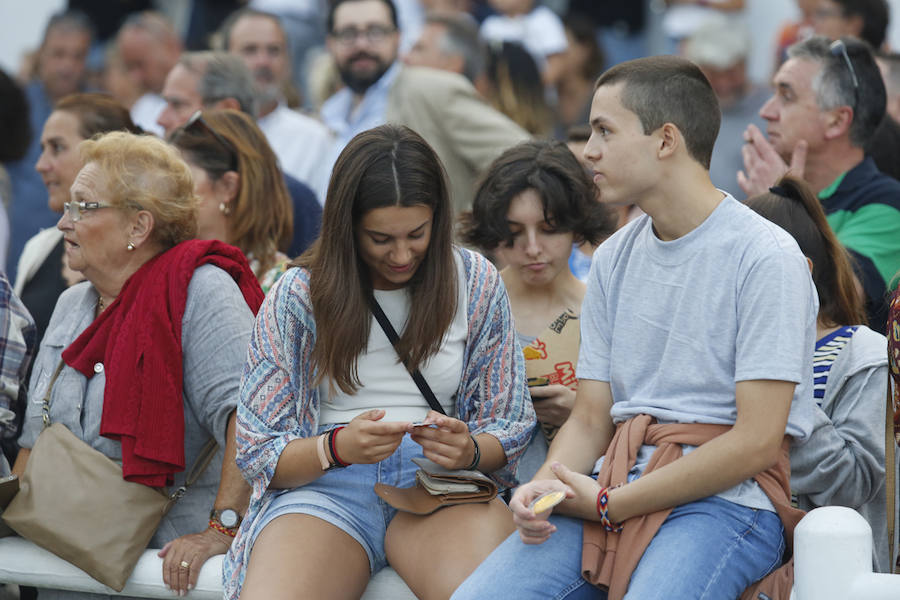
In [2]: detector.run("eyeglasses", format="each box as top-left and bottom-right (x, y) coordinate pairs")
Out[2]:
(63, 201), (114, 223)
(185, 110), (238, 172)
(829, 39), (860, 108)
(331, 25), (396, 46)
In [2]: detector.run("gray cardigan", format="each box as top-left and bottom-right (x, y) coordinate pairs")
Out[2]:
(790, 325), (890, 572)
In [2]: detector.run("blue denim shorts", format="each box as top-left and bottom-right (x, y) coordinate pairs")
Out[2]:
(252, 431), (425, 573)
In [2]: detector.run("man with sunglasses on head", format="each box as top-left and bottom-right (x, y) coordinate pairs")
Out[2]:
(321, 0), (529, 215)
(739, 35), (900, 333)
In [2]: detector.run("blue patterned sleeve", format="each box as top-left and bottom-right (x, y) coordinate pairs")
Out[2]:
(236, 268), (318, 498)
(456, 249), (536, 488)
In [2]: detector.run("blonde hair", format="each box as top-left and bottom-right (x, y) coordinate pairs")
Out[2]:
(79, 131), (197, 248)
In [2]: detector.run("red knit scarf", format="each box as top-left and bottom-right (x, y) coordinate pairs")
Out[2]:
(61, 239), (264, 487)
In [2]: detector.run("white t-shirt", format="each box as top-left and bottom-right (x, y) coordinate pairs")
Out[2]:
(319, 253), (468, 424)
(579, 194), (817, 510)
(257, 104), (334, 204)
(480, 6), (567, 70)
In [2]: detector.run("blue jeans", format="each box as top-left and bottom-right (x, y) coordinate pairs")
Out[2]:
(451, 495), (785, 600)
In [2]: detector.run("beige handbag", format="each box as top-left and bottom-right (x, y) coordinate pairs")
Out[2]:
(1, 360), (217, 591)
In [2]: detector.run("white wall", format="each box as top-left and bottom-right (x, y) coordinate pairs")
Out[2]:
(0, 0), (66, 76)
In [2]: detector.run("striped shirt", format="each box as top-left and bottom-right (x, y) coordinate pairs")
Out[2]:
(813, 326), (858, 405)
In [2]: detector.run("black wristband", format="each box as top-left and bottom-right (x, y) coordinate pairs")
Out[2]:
(464, 434), (480, 471)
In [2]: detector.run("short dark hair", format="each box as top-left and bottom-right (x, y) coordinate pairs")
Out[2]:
(746, 176), (866, 327)
(327, 0), (398, 33)
(788, 36), (885, 147)
(219, 7), (285, 51)
(460, 140), (615, 250)
(595, 55), (720, 169)
(831, 0), (889, 49)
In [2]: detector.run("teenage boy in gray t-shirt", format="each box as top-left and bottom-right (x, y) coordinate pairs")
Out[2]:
(453, 55), (818, 600)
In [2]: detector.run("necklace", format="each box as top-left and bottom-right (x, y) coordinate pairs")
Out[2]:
(97, 296), (107, 312)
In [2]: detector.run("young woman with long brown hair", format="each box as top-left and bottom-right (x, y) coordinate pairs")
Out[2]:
(747, 175), (891, 572)
(223, 124), (535, 599)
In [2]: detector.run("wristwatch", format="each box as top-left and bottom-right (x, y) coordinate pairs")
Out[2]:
(210, 508), (242, 530)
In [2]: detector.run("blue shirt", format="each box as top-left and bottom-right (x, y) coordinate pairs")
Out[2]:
(320, 62), (401, 174)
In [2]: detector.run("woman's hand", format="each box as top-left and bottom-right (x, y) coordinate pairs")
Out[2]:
(334, 409), (408, 464)
(158, 527), (231, 595)
(408, 410), (476, 470)
(508, 479), (574, 544)
(529, 384), (576, 428)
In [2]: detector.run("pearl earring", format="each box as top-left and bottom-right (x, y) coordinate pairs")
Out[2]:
(219, 202), (231, 216)
(126, 242), (136, 251)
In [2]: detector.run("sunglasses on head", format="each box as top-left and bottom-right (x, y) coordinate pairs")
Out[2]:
(185, 110), (239, 172)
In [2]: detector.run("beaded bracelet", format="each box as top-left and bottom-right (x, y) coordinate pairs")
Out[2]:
(327, 426), (351, 467)
(208, 519), (237, 538)
(596, 486), (623, 533)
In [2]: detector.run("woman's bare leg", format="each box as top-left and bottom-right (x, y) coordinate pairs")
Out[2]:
(240, 514), (371, 600)
(384, 498), (515, 600)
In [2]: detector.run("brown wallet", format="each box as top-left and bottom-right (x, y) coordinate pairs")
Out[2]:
(374, 457), (497, 515)
(0, 474), (19, 537)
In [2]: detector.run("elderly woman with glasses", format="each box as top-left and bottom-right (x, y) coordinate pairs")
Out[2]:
(12, 131), (262, 597)
(169, 109), (294, 292)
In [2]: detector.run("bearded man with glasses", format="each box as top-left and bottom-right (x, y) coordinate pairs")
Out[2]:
(739, 35), (900, 334)
(320, 0), (529, 216)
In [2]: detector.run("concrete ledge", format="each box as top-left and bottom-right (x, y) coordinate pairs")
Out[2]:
(0, 536), (416, 598)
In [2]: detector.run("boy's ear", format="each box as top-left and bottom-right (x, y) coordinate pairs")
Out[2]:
(657, 122), (679, 159)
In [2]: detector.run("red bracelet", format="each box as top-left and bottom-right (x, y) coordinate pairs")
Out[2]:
(328, 426), (351, 467)
(596, 487), (623, 533)
(208, 519), (237, 538)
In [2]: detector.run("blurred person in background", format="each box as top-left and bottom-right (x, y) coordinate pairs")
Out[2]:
(773, 0), (818, 69)
(220, 8), (334, 201)
(683, 17), (769, 195)
(479, 0), (567, 87)
(554, 14), (604, 137)
(0, 69), (32, 269)
(169, 109), (293, 293)
(116, 11), (183, 137)
(158, 51), (321, 256)
(17, 93), (142, 364)
(321, 0), (529, 215)
(812, 0), (889, 51)
(479, 41), (553, 137)
(404, 11), (486, 88)
(4, 10), (93, 282)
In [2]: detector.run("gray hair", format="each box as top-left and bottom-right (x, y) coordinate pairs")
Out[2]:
(42, 9), (94, 45)
(178, 51), (258, 118)
(427, 12), (485, 83)
(787, 35), (885, 147)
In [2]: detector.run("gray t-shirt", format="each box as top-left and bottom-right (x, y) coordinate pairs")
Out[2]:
(579, 194), (817, 510)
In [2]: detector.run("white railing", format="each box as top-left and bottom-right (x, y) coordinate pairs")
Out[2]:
(793, 506), (900, 599)
(0, 536), (415, 598)
(1, 506), (898, 598)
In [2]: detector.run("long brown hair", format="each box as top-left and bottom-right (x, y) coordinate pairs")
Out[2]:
(746, 175), (866, 327)
(169, 109), (292, 278)
(295, 124), (457, 394)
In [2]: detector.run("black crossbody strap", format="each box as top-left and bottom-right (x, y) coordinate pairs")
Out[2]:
(368, 296), (447, 416)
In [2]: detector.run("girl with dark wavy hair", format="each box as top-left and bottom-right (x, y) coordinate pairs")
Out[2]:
(224, 124), (535, 599)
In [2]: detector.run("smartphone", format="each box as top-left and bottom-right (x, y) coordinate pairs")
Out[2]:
(527, 376), (549, 388)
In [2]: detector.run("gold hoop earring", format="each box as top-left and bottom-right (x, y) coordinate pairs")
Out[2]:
(126, 242), (136, 251)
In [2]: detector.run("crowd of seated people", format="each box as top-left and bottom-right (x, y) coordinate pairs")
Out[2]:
(0, 1), (897, 599)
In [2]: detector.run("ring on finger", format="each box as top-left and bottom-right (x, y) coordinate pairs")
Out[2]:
(179, 560), (191, 569)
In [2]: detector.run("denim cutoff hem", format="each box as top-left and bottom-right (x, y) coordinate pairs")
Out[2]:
(250, 429), (425, 573)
